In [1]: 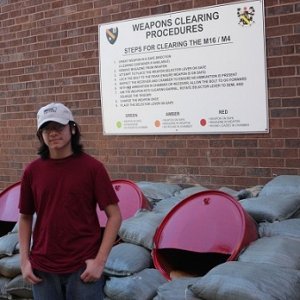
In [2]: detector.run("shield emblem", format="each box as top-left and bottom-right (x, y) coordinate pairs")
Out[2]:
(237, 7), (255, 26)
(106, 27), (118, 45)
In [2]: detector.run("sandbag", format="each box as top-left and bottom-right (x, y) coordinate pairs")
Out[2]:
(238, 236), (300, 270)
(118, 210), (165, 249)
(0, 254), (21, 278)
(259, 175), (300, 197)
(0, 233), (19, 258)
(104, 268), (167, 300)
(188, 261), (300, 300)
(174, 185), (208, 198)
(240, 193), (300, 222)
(259, 218), (300, 239)
(104, 242), (152, 277)
(5, 274), (33, 298)
(152, 195), (185, 214)
(0, 276), (10, 299)
(137, 182), (182, 200)
(218, 187), (239, 199)
(153, 277), (199, 300)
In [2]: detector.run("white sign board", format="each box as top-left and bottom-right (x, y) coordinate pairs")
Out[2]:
(99, 0), (268, 135)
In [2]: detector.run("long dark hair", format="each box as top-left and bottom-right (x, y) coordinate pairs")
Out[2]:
(37, 121), (83, 159)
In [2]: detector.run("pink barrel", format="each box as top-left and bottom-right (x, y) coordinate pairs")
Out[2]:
(97, 179), (151, 226)
(0, 179), (150, 226)
(152, 190), (258, 280)
(0, 181), (20, 222)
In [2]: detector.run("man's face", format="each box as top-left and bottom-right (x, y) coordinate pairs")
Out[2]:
(40, 121), (72, 156)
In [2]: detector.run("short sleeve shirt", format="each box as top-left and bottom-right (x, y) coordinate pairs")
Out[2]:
(19, 152), (119, 273)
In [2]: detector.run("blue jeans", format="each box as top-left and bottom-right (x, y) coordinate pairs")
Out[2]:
(32, 268), (105, 300)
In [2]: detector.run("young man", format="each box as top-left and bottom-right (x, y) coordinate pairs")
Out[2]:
(18, 102), (122, 300)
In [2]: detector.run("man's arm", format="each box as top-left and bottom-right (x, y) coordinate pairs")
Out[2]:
(80, 203), (122, 282)
(18, 214), (42, 284)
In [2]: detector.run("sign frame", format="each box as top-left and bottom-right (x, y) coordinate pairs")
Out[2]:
(98, 0), (269, 135)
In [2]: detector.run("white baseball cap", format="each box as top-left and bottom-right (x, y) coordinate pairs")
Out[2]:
(37, 102), (74, 130)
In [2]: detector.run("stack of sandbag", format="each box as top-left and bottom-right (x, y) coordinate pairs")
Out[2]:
(1, 177), (300, 299)
(183, 175), (300, 300)
(103, 182), (245, 299)
(239, 175), (300, 222)
(0, 224), (33, 300)
(104, 182), (185, 299)
(185, 219), (300, 300)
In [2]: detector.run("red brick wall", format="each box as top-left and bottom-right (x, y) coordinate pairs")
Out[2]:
(0, 0), (299, 191)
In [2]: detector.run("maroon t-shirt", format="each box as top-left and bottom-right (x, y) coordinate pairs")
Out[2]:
(19, 152), (119, 273)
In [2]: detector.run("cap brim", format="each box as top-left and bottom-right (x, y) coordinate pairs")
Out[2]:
(38, 118), (70, 130)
